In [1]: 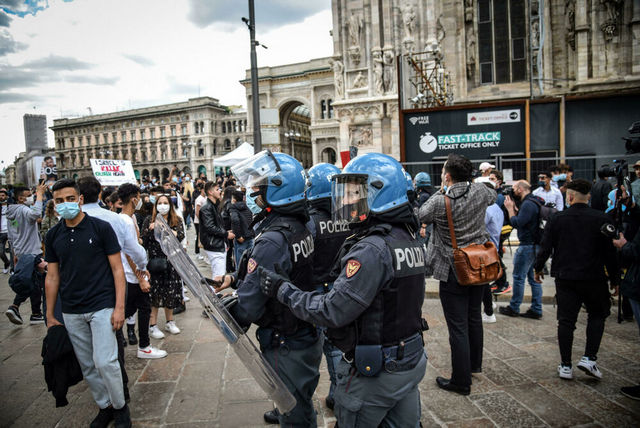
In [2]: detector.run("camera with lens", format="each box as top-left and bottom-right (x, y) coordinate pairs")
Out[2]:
(502, 184), (514, 200)
(623, 121), (640, 154)
(599, 159), (628, 182)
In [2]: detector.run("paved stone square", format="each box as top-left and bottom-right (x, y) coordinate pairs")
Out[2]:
(1, 230), (639, 427)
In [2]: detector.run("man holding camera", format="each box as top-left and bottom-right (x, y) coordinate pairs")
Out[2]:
(533, 179), (619, 380)
(499, 181), (544, 319)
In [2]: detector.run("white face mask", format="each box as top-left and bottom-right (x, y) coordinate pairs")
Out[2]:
(157, 203), (170, 215)
(25, 195), (35, 206)
(135, 198), (142, 211)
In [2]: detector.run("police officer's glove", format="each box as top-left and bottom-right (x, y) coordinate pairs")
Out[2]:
(258, 263), (289, 298)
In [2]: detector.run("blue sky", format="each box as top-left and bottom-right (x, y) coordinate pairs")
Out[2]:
(0, 0), (332, 169)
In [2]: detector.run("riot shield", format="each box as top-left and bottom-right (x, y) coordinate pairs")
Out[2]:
(154, 216), (296, 414)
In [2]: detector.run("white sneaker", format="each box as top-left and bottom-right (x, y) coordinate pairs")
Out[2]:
(149, 325), (165, 339)
(482, 313), (497, 323)
(183, 295), (191, 302)
(558, 364), (573, 380)
(165, 320), (181, 335)
(2, 268), (8, 274)
(137, 345), (168, 359)
(577, 356), (602, 379)
(197, 254), (204, 260)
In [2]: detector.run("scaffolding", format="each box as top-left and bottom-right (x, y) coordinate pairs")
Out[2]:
(405, 48), (454, 109)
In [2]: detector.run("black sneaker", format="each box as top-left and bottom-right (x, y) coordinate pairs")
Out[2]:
(173, 302), (186, 315)
(263, 409), (280, 424)
(6, 305), (23, 325)
(113, 404), (132, 428)
(498, 306), (519, 317)
(520, 309), (542, 320)
(127, 327), (138, 346)
(325, 395), (335, 410)
(90, 407), (114, 428)
(29, 313), (44, 325)
(621, 385), (640, 400)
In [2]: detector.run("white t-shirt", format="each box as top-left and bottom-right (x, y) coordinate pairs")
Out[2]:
(533, 186), (564, 211)
(194, 194), (207, 224)
(119, 213), (142, 283)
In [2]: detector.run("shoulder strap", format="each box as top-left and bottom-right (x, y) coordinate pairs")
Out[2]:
(444, 196), (458, 250)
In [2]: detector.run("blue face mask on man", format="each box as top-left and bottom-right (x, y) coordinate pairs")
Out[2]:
(56, 202), (80, 220)
(246, 192), (262, 215)
(149, 195), (156, 204)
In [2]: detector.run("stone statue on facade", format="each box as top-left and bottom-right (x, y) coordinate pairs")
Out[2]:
(353, 71), (367, 89)
(466, 28), (476, 78)
(600, 0), (623, 42)
(330, 58), (345, 99)
(566, 0), (576, 49)
(372, 49), (384, 95)
(348, 12), (363, 65)
(402, 2), (416, 40)
(383, 47), (396, 93)
(465, 0), (474, 23)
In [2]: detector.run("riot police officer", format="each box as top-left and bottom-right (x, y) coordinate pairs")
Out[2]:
(258, 153), (428, 427)
(214, 151), (322, 427)
(415, 171), (433, 247)
(305, 163), (351, 411)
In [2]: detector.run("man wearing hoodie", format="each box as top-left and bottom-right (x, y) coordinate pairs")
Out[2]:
(6, 184), (46, 325)
(229, 190), (254, 265)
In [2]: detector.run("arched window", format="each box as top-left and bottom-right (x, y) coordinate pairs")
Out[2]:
(197, 139), (204, 157)
(328, 99), (334, 118)
(194, 122), (199, 134)
(320, 100), (326, 119)
(200, 121), (205, 133)
(213, 139), (217, 155)
(222, 122), (226, 133)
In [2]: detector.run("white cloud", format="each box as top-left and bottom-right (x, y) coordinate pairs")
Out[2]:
(0, 0), (333, 171)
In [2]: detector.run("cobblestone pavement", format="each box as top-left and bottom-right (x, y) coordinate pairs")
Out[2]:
(1, 229), (639, 427)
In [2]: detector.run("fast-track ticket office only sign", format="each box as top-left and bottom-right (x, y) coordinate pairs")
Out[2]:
(403, 104), (525, 162)
(90, 159), (138, 186)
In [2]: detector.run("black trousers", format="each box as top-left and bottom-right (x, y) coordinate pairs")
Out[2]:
(555, 279), (611, 366)
(482, 284), (493, 316)
(125, 282), (151, 348)
(439, 271), (484, 387)
(115, 328), (130, 401)
(0, 233), (10, 268)
(194, 223), (200, 254)
(13, 275), (43, 315)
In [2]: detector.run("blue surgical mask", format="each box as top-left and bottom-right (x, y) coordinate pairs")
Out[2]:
(246, 193), (262, 214)
(56, 202), (80, 219)
(538, 181), (546, 188)
(172, 177), (178, 183)
(553, 173), (567, 182)
(149, 195), (156, 204)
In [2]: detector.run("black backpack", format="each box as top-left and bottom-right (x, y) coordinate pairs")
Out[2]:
(530, 197), (559, 244)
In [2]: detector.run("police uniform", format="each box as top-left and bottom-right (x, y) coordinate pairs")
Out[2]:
(306, 204), (350, 406)
(273, 222), (427, 427)
(231, 213), (322, 428)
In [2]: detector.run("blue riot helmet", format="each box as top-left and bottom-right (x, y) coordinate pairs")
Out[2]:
(307, 163), (341, 201)
(332, 153), (409, 224)
(414, 172), (431, 188)
(231, 150), (306, 208)
(404, 170), (414, 191)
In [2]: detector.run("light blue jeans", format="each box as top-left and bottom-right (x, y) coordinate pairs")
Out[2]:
(509, 244), (543, 314)
(234, 238), (254, 266)
(63, 307), (125, 409)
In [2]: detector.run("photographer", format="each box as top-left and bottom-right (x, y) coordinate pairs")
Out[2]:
(533, 171), (564, 211)
(613, 223), (640, 399)
(499, 181), (544, 319)
(591, 167), (614, 211)
(534, 179), (619, 380)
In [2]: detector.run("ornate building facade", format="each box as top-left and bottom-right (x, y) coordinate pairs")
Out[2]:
(52, 97), (250, 180)
(247, 0), (639, 166)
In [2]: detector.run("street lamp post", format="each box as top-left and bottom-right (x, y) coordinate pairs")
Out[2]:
(243, 0), (262, 154)
(284, 130), (300, 159)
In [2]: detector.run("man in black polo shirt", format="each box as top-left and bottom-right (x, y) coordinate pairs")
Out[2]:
(44, 179), (131, 428)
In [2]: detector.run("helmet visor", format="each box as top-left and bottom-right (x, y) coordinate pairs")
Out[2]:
(331, 174), (371, 223)
(231, 150), (280, 189)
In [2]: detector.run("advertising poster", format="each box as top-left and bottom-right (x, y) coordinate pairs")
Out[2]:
(403, 105), (525, 162)
(90, 159), (137, 186)
(27, 155), (57, 186)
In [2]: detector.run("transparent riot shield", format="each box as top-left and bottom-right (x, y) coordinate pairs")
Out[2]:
(154, 216), (296, 414)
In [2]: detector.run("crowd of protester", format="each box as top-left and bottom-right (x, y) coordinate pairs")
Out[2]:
(2, 154), (640, 427)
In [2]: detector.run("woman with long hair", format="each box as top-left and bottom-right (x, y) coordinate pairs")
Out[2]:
(40, 199), (59, 242)
(181, 174), (195, 228)
(141, 194), (185, 339)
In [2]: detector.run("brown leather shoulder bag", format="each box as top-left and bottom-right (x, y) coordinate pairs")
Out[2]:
(444, 195), (502, 286)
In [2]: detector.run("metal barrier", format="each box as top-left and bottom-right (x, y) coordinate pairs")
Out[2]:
(402, 154), (640, 185)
